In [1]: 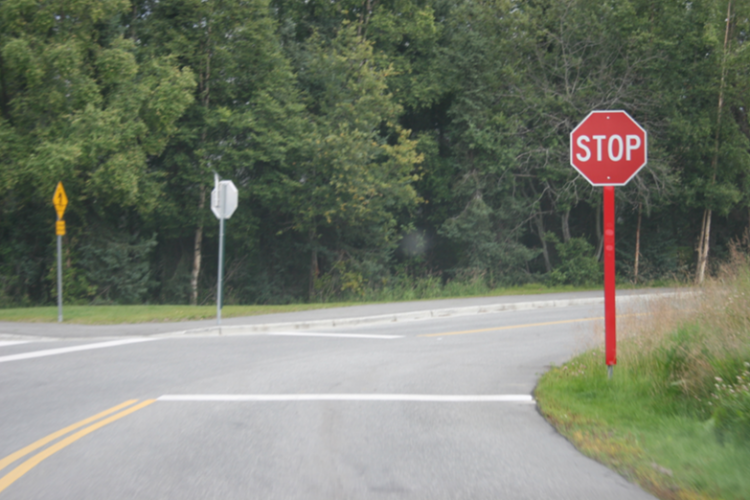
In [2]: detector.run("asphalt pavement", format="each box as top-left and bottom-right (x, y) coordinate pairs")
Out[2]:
(0, 292), (667, 499)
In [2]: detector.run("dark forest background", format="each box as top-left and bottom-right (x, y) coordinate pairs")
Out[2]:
(1, 0), (749, 306)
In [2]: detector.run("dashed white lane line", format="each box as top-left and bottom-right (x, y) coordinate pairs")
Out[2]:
(0, 341), (30, 348)
(158, 394), (534, 403)
(0, 338), (156, 364)
(268, 332), (402, 339)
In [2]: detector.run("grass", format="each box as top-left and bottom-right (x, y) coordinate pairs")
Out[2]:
(537, 354), (750, 500)
(0, 303), (363, 325)
(0, 282), (606, 324)
(536, 249), (750, 500)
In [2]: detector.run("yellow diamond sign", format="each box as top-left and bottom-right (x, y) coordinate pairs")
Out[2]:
(52, 182), (68, 220)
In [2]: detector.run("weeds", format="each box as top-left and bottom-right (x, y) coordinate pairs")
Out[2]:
(537, 244), (750, 499)
(709, 363), (750, 443)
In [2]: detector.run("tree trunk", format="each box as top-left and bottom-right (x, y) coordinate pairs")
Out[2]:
(534, 212), (552, 273)
(308, 228), (319, 300)
(634, 203), (642, 283)
(696, 1), (731, 284)
(189, 19), (213, 306)
(190, 185), (206, 305)
(561, 209), (571, 243)
(696, 208), (712, 284)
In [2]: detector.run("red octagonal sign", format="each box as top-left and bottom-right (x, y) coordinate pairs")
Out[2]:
(570, 110), (647, 186)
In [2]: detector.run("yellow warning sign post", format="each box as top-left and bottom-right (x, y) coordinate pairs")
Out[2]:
(53, 182), (67, 322)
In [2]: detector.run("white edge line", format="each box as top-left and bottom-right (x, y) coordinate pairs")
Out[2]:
(0, 338), (157, 363)
(268, 332), (402, 339)
(157, 394), (534, 403)
(0, 341), (30, 347)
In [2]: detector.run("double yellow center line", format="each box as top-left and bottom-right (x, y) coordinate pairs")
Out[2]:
(0, 399), (155, 494)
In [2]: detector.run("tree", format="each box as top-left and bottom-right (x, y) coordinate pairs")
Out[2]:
(285, 22), (423, 298)
(432, 0), (683, 280)
(0, 0), (194, 304)
(694, 0), (750, 283)
(132, 0), (305, 304)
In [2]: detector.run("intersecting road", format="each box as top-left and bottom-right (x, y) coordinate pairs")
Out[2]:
(0, 292), (660, 499)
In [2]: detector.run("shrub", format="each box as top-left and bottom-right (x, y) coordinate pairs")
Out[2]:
(547, 236), (602, 286)
(79, 230), (157, 304)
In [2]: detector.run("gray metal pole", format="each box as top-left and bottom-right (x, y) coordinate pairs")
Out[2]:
(57, 230), (63, 323)
(217, 183), (225, 326)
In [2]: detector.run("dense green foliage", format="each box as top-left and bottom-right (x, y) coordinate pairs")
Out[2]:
(1, 0), (749, 305)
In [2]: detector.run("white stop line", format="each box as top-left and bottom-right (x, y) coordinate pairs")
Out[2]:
(158, 394), (534, 403)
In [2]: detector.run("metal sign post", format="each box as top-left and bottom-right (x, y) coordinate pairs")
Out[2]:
(57, 229), (62, 322)
(604, 186), (616, 378)
(217, 178), (225, 325)
(211, 175), (238, 327)
(52, 182), (68, 323)
(570, 110), (647, 379)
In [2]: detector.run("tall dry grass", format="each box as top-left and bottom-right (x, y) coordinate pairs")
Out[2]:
(538, 249), (750, 498)
(610, 245), (750, 434)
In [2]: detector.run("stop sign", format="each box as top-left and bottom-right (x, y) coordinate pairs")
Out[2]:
(211, 180), (238, 219)
(570, 110), (647, 186)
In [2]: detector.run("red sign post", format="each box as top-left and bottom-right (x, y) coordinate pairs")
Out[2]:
(570, 110), (647, 378)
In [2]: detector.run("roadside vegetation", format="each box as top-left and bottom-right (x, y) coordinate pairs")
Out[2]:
(0, 304), (358, 324)
(536, 248), (750, 500)
(0, 282), (603, 324)
(1, 0), (749, 309)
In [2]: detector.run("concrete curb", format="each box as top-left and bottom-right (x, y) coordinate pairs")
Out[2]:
(160, 291), (688, 338)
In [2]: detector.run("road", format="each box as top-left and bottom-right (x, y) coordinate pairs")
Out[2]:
(0, 293), (659, 499)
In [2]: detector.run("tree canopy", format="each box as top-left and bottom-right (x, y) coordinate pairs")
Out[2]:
(1, 0), (749, 306)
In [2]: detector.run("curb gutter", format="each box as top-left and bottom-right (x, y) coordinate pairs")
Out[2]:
(161, 292), (687, 338)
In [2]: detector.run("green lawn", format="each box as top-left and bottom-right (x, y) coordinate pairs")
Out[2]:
(0, 303), (364, 325)
(536, 346), (750, 500)
(0, 283), (607, 324)
(535, 263), (750, 500)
